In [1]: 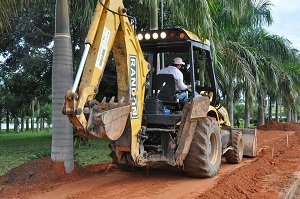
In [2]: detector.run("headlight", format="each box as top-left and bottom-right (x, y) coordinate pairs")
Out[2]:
(160, 32), (167, 39)
(145, 33), (151, 40)
(137, 34), (143, 40)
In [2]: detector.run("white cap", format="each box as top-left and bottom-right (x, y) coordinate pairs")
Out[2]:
(173, 57), (185, 65)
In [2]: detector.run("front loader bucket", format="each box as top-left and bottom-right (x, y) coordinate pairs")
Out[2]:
(235, 128), (257, 157)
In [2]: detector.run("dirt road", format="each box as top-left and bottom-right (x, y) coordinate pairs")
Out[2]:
(29, 159), (255, 199)
(1, 121), (300, 199)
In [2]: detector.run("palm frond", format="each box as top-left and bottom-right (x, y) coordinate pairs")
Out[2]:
(252, 0), (273, 27)
(0, 0), (46, 35)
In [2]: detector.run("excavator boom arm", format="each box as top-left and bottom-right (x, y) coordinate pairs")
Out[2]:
(63, 0), (149, 159)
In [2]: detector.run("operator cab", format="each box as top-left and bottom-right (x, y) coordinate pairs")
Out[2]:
(138, 28), (218, 120)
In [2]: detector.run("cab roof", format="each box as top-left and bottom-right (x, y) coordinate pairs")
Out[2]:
(137, 28), (211, 53)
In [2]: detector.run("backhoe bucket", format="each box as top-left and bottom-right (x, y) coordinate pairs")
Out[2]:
(87, 98), (131, 140)
(234, 128), (257, 157)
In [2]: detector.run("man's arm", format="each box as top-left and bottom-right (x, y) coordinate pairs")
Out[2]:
(177, 72), (190, 90)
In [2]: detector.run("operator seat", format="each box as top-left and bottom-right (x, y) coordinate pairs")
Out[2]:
(155, 74), (181, 111)
(155, 74), (176, 101)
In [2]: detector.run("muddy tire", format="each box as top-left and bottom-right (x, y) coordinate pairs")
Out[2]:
(225, 130), (244, 164)
(184, 117), (222, 178)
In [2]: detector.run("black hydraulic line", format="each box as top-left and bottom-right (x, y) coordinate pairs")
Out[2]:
(98, 0), (137, 30)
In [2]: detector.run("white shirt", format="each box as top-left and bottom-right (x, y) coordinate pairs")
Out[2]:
(158, 66), (188, 91)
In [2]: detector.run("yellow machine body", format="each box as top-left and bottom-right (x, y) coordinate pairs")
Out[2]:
(63, 0), (257, 176)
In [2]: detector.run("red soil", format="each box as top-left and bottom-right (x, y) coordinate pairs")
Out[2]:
(1, 121), (300, 199)
(257, 120), (300, 131)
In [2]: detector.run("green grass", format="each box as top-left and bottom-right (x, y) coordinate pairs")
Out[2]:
(74, 138), (111, 167)
(0, 130), (111, 175)
(0, 130), (52, 175)
(236, 119), (257, 128)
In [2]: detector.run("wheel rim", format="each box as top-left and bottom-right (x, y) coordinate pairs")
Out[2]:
(237, 138), (243, 159)
(208, 132), (218, 165)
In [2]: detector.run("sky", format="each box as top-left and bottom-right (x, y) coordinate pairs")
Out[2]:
(266, 0), (300, 50)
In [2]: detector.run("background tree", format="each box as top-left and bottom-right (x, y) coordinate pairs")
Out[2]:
(0, 1), (53, 132)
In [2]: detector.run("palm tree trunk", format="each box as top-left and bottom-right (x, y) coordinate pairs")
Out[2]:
(40, 118), (44, 131)
(31, 99), (34, 132)
(292, 108), (297, 122)
(21, 110), (24, 132)
(279, 101), (282, 121)
(150, 0), (158, 30)
(244, 91), (250, 128)
(268, 96), (272, 121)
(150, 1), (160, 72)
(275, 99), (279, 121)
(21, 111), (24, 132)
(14, 116), (19, 133)
(257, 97), (265, 127)
(285, 108), (291, 122)
(36, 101), (40, 132)
(36, 118), (40, 132)
(51, 0), (74, 173)
(227, 93), (234, 127)
(6, 109), (9, 132)
(26, 117), (29, 131)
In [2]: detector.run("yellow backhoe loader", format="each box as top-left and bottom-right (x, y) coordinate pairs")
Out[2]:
(63, 0), (257, 177)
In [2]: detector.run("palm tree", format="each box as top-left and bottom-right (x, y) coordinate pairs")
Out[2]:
(51, 0), (74, 173)
(244, 29), (299, 125)
(143, 0), (214, 37)
(213, 0), (300, 127)
(216, 40), (257, 125)
(239, 0), (273, 127)
(277, 53), (300, 122)
(211, 0), (264, 126)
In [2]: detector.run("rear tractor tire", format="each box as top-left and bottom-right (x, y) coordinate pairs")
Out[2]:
(225, 130), (244, 164)
(184, 117), (222, 178)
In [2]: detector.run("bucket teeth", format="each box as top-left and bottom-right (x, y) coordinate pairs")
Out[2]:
(87, 96), (132, 139)
(98, 97), (108, 111)
(117, 97), (126, 107)
(108, 96), (116, 109)
(94, 96), (130, 112)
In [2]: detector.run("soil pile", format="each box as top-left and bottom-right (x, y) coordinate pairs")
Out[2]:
(0, 158), (114, 186)
(0, 158), (114, 198)
(0, 158), (81, 186)
(257, 120), (300, 131)
(199, 130), (300, 198)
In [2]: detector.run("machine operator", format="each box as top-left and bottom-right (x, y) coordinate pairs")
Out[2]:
(158, 57), (191, 103)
